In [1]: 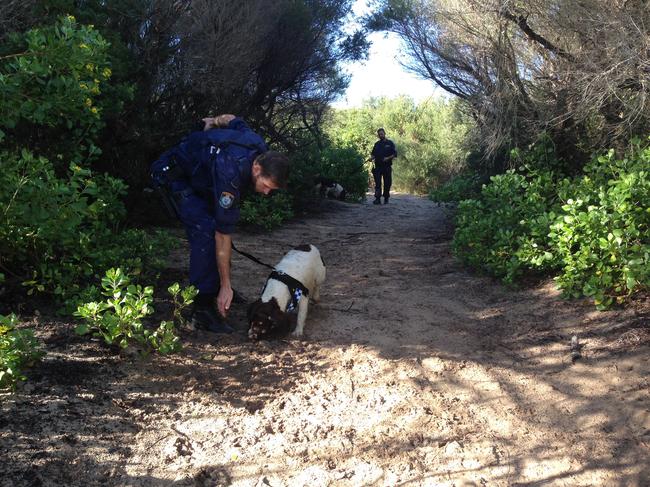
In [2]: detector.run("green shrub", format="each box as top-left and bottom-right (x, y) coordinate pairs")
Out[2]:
(0, 16), (110, 164)
(167, 282), (199, 328)
(288, 143), (368, 204)
(0, 314), (44, 390)
(0, 151), (173, 308)
(429, 173), (484, 202)
(240, 192), (295, 230)
(549, 142), (650, 308)
(317, 145), (368, 200)
(74, 268), (193, 355)
(452, 137), (650, 309)
(452, 169), (561, 283)
(0, 18), (173, 309)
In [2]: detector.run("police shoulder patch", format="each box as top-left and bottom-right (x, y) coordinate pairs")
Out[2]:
(219, 191), (235, 209)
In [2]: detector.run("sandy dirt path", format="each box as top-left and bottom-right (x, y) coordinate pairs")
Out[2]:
(2, 194), (649, 486)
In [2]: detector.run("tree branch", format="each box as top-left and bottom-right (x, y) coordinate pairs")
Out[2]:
(501, 9), (575, 62)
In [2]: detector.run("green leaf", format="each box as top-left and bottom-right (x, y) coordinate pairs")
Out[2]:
(75, 324), (90, 335)
(626, 277), (637, 291)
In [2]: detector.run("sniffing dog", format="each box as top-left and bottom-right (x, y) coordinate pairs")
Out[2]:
(247, 244), (326, 340)
(314, 176), (346, 201)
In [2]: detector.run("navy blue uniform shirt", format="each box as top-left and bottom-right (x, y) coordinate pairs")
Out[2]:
(151, 117), (267, 234)
(371, 138), (397, 167)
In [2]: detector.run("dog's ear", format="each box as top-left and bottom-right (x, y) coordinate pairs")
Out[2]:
(284, 313), (298, 333)
(247, 300), (262, 322)
(268, 300), (283, 323)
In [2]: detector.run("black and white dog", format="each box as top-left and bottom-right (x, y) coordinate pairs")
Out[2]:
(314, 176), (346, 201)
(247, 244), (326, 340)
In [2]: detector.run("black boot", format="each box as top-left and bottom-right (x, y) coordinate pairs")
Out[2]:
(383, 197), (389, 204)
(191, 305), (234, 333)
(191, 293), (234, 334)
(373, 198), (381, 205)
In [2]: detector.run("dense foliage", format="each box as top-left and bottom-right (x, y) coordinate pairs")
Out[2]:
(0, 151), (172, 307)
(240, 193), (295, 231)
(453, 139), (650, 309)
(291, 143), (368, 200)
(0, 18), (173, 310)
(453, 169), (561, 283)
(0, 314), (43, 390)
(550, 143), (650, 308)
(328, 96), (473, 193)
(429, 172), (484, 203)
(0, 15), (109, 163)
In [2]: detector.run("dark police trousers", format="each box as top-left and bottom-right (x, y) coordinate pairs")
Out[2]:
(173, 188), (221, 297)
(372, 164), (392, 200)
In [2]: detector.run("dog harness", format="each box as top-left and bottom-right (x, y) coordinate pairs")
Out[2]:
(264, 270), (310, 312)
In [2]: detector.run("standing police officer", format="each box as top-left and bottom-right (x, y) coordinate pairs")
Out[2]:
(151, 114), (289, 333)
(370, 128), (397, 205)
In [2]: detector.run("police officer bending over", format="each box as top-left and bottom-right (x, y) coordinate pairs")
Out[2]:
(151, 114), (289, 333)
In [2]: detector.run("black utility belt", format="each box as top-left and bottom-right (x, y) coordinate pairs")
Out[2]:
(172, 187), (213, 204)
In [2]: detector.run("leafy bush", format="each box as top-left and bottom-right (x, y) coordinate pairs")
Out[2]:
(452, 137), (650, 308)
(0, 18), (173, 309)
(429, 173), (484, 202)
(453, 169), (561, 283)
(74, 268), (195, 355)
(316, 145), (369, 200)
(0, 314), (44, 390)
(0, 151), (173, 307)
(0, 16), (111, 164)
(549, 142), (650, 308)
(289, 143), (368, 202)
(240, 192), (295, 230)
(167, 282), (199, 328)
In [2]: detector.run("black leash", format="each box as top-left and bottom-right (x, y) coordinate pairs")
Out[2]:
(231, 242), (275, 270)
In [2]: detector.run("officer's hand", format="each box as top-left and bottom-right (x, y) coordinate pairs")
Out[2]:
(214, 114), (236, 128)
(202, 114), (236, 131)
(217, 286), (234, 317)
(202, 117), (216, 131)
(216, 114), (236, 125)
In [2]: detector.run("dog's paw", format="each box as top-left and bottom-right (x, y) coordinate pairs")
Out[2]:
(291, 328), (304, 337)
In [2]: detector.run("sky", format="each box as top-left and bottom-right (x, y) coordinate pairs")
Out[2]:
(332, 2), (444, 109)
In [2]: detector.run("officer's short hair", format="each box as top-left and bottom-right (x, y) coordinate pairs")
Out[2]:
(377, 128), (385, 134)
(256, 151), (290, 188)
